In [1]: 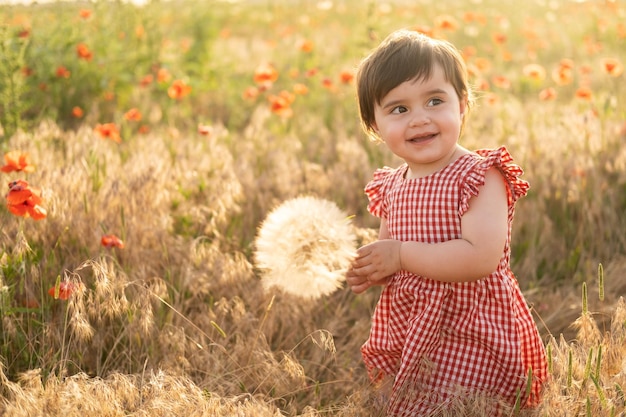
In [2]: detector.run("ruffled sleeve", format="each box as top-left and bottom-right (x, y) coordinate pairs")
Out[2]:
(364, 167), (396, 219)
(459, 146), (530, 216)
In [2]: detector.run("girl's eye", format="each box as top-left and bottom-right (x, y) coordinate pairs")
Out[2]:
(427, 98), (444, 106)
(391, 106), (408, 114)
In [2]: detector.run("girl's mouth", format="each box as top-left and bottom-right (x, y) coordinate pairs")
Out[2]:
(408, 133), (437, 143)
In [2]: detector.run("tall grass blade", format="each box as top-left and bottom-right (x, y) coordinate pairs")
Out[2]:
(598, 263), (604, 301)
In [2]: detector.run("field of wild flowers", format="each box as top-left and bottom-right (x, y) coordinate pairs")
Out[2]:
(0, 0), (625, 415)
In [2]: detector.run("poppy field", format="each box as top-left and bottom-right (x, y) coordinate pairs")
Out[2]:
(1, 0), (626, 415)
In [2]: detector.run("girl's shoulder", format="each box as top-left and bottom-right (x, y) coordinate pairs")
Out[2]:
(364, 165), (407, 218)
(365, 164), (407, 192)
(459, 146), (530, 214)
(370, 164), (407, 181)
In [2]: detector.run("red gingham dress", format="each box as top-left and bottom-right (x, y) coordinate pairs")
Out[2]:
(361, 147), (547, 416)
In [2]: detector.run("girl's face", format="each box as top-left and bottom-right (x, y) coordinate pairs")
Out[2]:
(372, 63), (467, 178)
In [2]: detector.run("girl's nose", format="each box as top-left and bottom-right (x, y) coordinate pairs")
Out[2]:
(409, 111), (430, 127)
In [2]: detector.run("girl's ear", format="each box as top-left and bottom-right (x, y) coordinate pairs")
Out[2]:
(370, 123), (381, 139)
(369, 122), (383, 142)
(459, 94), (468, 118)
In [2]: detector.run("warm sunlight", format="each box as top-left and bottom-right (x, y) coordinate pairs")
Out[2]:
(0, 0), (625, 416)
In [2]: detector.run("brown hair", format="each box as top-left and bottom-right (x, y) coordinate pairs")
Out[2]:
(356, 29), (473, 139)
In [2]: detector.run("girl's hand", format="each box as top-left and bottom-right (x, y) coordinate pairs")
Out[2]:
(345, 268), (373, 294)
(348, 239), (402, 285)
(346, 267), (390, 294)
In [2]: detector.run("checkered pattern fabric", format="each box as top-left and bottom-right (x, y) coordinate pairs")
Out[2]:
(361, 147), (547, 416)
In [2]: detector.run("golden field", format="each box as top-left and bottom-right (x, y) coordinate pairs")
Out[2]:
(0, 0), (625, 415)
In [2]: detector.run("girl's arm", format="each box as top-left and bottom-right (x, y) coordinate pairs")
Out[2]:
(350, 167), (509, 284)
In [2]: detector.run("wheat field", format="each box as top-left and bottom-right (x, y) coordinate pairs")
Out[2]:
(0, 0), (625, 415)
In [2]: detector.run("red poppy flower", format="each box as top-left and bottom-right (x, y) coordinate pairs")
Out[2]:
(157, 68), (171, 83)
(339, 70), (354, 84)
(242, 86), (260, 100)
(197, 124), (213, 136)
(94, 123), (122, 143)
(7, 199), (47, 220)
(140, 74), (154, 87)
(135, 25), (145, 39)
(56, 66), (71, 78)
(539, 87), (557, 101)
(600, 57), (624, 77)
(551, 66), (574, 86)
(6, 179), (32, 204)
(321, 77), (335, 90)
(72, 106), (84, 118)
(292, 83), (308, 95)
(253, 63), (279, 87)
(268, 91), (294, 118)
(288, 68), (299, 79)
(124, 108), (142, 121)
(5, 180), (47, 220)
(473, 57), (492, 73)
(575, 86), (593, 101)
(434, 15), (458, 31)
(492, 75), (511, 89)
(522, 64), (546, 81)
(305, 68), (319, 78)
(76, 43), (93, 61)
(101, 234), (125, 249)
(474, 78), (490, 92)
(492, 32), (507, 45)
(79, 9), (92, 19)
(297, 39), (314, 53)
(48, 281), (76, 300)
(483, 92), (499, 106)
(462, 46), (477, 60)
(167, 80), (192, 100)
(1, 151), (35, 173)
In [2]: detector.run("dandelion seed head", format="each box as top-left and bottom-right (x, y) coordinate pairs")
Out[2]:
(254, 196), (357, 299)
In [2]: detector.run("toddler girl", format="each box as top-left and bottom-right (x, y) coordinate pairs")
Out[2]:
(346, 29), (548, 416)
